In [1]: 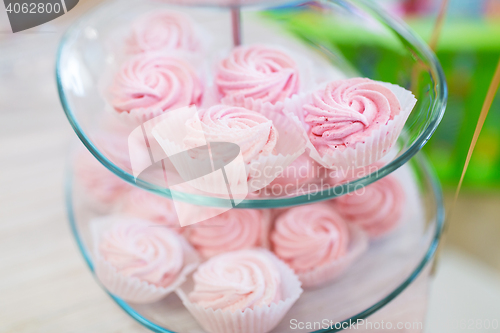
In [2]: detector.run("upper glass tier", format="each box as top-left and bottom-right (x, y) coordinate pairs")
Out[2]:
(56, 0), (447, 209)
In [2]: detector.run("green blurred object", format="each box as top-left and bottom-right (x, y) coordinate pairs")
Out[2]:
(265, 6), (500, 189)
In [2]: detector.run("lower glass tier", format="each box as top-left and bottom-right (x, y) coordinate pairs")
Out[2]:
(66, 151), (444, 333)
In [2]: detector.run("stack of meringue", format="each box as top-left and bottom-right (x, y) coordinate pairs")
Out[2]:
(76, 8), (419, 333)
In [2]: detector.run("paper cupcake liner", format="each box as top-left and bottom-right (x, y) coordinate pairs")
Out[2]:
(176, 250), (303, 333)
(286, 81), (417, 170)
(245, 103), (307, 192)
(123, 8), (214, 59)
(91, 217), (200, 304)
(113, 106), (167, 127)
(150, 106), (248, 199)
(298, 225), (368, 289)
(151, 105), (307, 195)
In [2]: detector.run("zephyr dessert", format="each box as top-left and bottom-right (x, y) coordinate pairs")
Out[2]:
(216, 44), (301, 114)
(92, 217), (199, 304)
(81, 6), (420, 332)
(271, 202), (368, 288)
(177, 249), (302, 333)
(185, 209), (272, 258)
(152, 103), (306, 193)
(109, 52), (204, 125)
(286, 78), (417, 169)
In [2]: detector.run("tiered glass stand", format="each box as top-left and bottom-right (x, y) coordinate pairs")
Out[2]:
(57, 0), (447, 332)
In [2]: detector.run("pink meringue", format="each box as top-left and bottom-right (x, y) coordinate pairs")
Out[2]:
(188, 249), (281, 312)
(271, 203), (349, 273)
(183, 105), (278, 164)
(98, 219), (184, 287)
(179, 249), (302, 333)
(216, 45), (300, 105)
(186, 209), (270, 258)
(127, 10), (202, 54)
(304, 78), (401, 155)
(334, 175), (405, 238)
(110, 53), (203, 119)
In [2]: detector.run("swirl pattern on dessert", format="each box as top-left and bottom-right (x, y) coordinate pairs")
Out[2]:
(110, 53), (203, 114)
(335, 175), (404, 237)
(183, 105), (278, 163)
(188, 250), (281, 312)
(271, 203), (349, 272)
(216, 45), (300, 105)
(98, 221), (184, 287)
(187, 209), (268, 258)
(304, 78), (401, 154)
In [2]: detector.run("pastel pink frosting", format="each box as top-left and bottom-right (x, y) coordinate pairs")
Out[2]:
(183, 105), (278, 164)
(127, 11), (202, 54)
(187, 209), (269, 258)
(98, 220), (184, 287)
(110, 53), (203, 114)
(334, 175), (404, 237)
(304, 78), (401, 154)
(121, 188), (182, 232)
(75, 150), (132, 205)
(271, 203), (349, 272)
(188, 250), (281, 312)
(216, 45), (300, 105)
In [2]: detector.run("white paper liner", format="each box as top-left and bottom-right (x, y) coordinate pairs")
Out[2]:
(151, 105), (306, 196)
(112, 106), (167, 127)
(176, 250), (303, 333)
(286, 81), (417, 169)
(297, 225), (369, 289)
(91, 216), (200, 304)
(183, 209), (274, 258)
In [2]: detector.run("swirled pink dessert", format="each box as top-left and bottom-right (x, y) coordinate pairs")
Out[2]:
(271, 203), (349, 273)
(188, 250), (281, 312)
(304, 78), (401, 155)
(183, 105), (278, 164)
(334, 175), (404, 238)
(120, 188), (182, 231)
(216, 45), (300, 105)
(98, 220), (184, 287)
(127, 10), (202, 54)
(186, 209), (270, 258)
(110, 53), (203, 115)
